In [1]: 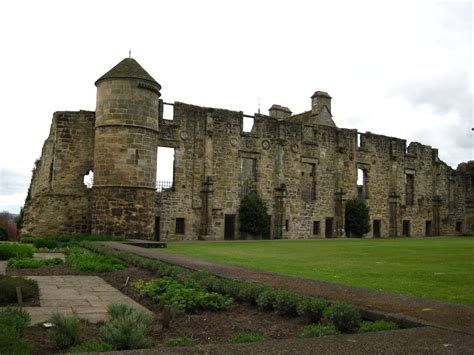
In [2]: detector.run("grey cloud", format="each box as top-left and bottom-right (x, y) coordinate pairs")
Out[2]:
(0, 168), (30, 195)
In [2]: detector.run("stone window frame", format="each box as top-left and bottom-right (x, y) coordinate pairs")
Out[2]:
(313, 220), (320, 235)
(405, 169), (415, 206)
(356, 163), (370, 200)
(301, 157), (318, 201)
(239, 151), (260, 196)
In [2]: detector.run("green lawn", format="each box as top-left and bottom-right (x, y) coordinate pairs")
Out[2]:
(163, 237), (474, 306)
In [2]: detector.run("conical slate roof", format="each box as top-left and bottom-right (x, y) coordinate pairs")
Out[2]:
(95, 58), (161, 89)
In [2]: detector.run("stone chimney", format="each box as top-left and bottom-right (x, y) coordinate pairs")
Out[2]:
(269, 104), (292, 119)
(311, 91), (332, 114)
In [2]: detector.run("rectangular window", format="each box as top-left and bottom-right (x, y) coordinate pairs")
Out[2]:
(301, 163), (316, 201)
(175, 218), (185, 235)
(313, 221), (320, 235)
(241, 157), (257, 196)
(456, 221), (462, 233)
(405, 173), (414, 206)
(285, 219), (289, 232)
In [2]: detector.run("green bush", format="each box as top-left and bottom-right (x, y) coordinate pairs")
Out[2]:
(322, 301), (361, 333)
(236, 283), (268, 304)
(298, 323), (341, 338)
(164, 336), (195, 347)
(8, 257), (63, 269)
(227, 332), (265, 344)
(31, 238), (59, 250)
(358, 320), (399, 333)
(0, 275), (39, 305)
(345, 198), (370, 238)
(296, 297), (328, 323)
(66, 247), (127, 272)
(273, 290), (304, 317)
(48, 312), (81, 348)
(0, 324), (32, 355)
(256, 288), (278, 311)
(239, 192), (268, 237)
(135, 278), (232, 313)
(0, 227), (8, 241)
(0, 307), (31, 335)
(69, 340), (114, 353)
(0, 244), (35, 260)
(100, 304), (153, 350)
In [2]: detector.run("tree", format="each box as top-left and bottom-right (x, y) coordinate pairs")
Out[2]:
(345, 199), (370, 238)
(239, 193), (268, 237)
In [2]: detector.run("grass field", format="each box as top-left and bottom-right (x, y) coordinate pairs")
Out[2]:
(163, 237), (474, 306)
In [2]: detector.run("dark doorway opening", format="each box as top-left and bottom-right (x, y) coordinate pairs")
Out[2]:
(402, 220), (410, 237)
(263, 215), (271, 240)
(373, 220), (381, 238)
(154, 216), (160, 241)
(425, 220), (432, 237)
(325, 218), (333, 238)
(224, 214), (236, 240)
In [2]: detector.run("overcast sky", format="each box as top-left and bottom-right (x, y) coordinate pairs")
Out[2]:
(0, 0), (472, 214)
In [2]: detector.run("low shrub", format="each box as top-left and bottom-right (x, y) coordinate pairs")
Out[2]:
(0, 324), (32, 355)
(0, 244), (35, 260)
(256, 288), (278, 311)
(134, 278), (233, 313)
(66, 248), (127, 272)
(298, 323), (341, 338)
(296, 297), (328, 323)
(273, 290), (304, 317)
(0, 275), (39, 305)
(227, 332), (265, 344)
(358, 320), (399, 333)
(31, 238), (59, 250)
(164, 336), (196, 347)
(8, 257), (63, 269)
(100, 304), (153, 350)
(322, 301), (361, 333)
(48, 312), (81, 348)
(69, 340), (114, 353)
(236, 283), (268, 304)
(0, 307), (31, 334)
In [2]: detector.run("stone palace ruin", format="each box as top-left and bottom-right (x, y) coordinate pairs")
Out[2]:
(22, 58), (474, 240)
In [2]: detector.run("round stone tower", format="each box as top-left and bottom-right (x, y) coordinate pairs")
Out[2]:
(92, 58), (161, 239)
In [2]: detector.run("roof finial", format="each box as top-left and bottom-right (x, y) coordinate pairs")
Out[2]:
(258, 97), (261, 114)
(129, 50), (131, 58)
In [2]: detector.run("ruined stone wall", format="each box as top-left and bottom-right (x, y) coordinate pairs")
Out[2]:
(22, 111), (95, 236)
(155, 101), (473, 240)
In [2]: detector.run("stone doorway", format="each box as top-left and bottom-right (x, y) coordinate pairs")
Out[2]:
(224, 214), (236, 240)
(325, 218), (333, 238)
(373, 220), (381, 238)
(425, 220), (432, 237)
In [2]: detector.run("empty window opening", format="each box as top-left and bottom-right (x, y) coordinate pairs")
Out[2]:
(402, 220), (410, 237)
(325, 218), (333, 238)
(157, 147), (175, 192)
(241, 157), (257, 196)
(357, 168), (368, 200)
(405, 173), (414, 206)
(175, 218), (185, 234)
(301, 163), (316, 201)
(313, 221), (320, 235)
(456, 221), (462, 233)
(83, 170), (94, 189)
(285, 219), (289, 232)
(357, 133), (365, 148)
(425, 220), (432, 237)
(163, 102), (174, 120)
(242, 115), (254, 133)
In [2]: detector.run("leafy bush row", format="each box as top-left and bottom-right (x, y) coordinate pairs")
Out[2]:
(0, 275), (39, 305)
(66, 247), (127, 272)
(0, 307), (32, 354)
(20, 234), (124, 250)
(83, 243), (399, 334)
(8, 257), (63, 269)
(133, 277), (233, 313)
(0, 243), (35, 260)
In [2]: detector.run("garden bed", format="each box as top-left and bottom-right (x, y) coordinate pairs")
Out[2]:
(4, 243), (408, 353)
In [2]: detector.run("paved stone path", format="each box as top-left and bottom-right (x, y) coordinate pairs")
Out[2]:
(33, 252), (66, 261)
(23, 275), (151, 325)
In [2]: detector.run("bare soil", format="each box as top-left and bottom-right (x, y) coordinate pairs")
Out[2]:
(9, 263), (306, 353)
